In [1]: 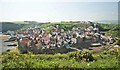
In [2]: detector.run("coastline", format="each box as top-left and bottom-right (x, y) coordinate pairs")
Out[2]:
(0, 35), (17, 53)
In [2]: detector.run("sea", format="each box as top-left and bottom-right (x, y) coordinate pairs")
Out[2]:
(0, 34), (17, 53)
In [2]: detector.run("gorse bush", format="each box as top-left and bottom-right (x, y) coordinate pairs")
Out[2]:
(102, 49), (118, 55)
(67, 50), (95, 62)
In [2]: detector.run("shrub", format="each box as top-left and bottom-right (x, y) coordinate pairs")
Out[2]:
(1, 48), (118, 68)
(67, 50), (95, 62)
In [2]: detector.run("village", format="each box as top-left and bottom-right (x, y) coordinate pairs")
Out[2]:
(3, 21), (117, 54)
(1, 1), (120, 68)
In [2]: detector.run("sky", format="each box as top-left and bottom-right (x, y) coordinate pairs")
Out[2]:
(0, 0), (119, 22)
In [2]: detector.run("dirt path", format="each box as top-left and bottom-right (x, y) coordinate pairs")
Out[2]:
(89, 46), (104, 53)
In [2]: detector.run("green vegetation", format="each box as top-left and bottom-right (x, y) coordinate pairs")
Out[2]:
(1, 21), (43, 32)
(13, 21), (30, 24)
(98, 23), (119, 37)
(105, 25), (120, 37)
(99, 23), (117, 30)
(1, 22), (26, 32)
(40, 22), (90, 33)
(1, 48), (119, 69)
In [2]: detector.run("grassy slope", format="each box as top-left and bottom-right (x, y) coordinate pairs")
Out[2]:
(13, 21), (29, 24)
(0, 48), (119, 68)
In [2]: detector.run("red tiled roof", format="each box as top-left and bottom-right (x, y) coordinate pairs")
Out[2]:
(20, 38), (30, 44)
(42, 37), (50, 40)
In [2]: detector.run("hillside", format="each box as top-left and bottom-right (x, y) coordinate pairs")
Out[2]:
(1, 22), (26, 32)
(1, 48), (119, 69)
(0, 21), (42, 32)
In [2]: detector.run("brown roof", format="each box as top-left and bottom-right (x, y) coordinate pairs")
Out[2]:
(20, 38), (30, 44)
(42, 37), (50, 40)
